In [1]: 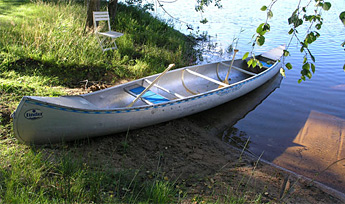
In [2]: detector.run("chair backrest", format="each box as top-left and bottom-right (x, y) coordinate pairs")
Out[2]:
(93, 11), (111, 32)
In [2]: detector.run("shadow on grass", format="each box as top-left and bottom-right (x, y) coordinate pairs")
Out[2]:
(6, 57), (113, 87)
(0, 0), (31, 16)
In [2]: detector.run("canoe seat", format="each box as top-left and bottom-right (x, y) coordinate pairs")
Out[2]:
(260, 61), (273, 68)
(127, 86), (169, 105)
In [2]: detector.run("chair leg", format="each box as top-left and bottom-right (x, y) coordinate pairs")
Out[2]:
(113, 41), (118, 50)
(96, 35), (106, 51)
(95, 34), (119, 51)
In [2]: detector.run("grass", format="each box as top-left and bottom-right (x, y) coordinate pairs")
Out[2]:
(0, 0), (197, 85)
(0, 145), (181, 203)
(0, 0), (273, 203)
(0, 132), (183, 203)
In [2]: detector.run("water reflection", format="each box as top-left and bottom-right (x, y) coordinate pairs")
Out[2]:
(189, 72), (283, 144)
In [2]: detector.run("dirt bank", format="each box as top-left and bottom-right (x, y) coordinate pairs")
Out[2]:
(61, 115), (343, 203)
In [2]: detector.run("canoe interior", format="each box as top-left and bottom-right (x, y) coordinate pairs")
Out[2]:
(68, 55), (277, 110)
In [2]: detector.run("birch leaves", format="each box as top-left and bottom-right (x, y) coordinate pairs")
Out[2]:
(250, 0), (342, 82)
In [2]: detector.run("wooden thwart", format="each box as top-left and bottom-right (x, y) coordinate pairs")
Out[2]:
(144, 79), (185, 99)
(218, 62), (257, 76)
(184, 69), (230, 87)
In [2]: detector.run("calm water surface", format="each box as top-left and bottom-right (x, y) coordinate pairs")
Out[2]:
(150, 0), (345, 193)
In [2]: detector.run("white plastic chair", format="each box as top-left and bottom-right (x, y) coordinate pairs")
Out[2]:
(93, 11), (124, 51)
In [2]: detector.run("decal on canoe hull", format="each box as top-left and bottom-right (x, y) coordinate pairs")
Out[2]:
(24, 109), (43, 120)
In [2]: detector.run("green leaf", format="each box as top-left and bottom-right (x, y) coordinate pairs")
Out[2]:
(280, 68), (286, 77)
(300, 42), (306, 52)
(263, 23), (270, 32)
(258, 61), (263, 68)
(340, 11), (345, 26)
(256, 35), (265, 46)
(285, 62), (292, 70)
(295, 19), (303, 27)
(268, 10), (273, 19)
(322, 2), (331, 11)
(247, 58), (253, 68)
(298, 79), (302, 83)
(288, 17), (293, 25)
(305, 32), (317, 44)
(306, 71), (312, 79)
(242, 52), (249, 60)
(283, 50), (290, 57)
(200, 18), (208, 24)
(315, 22), (322, 30)
(302, 63), (310, 70)
(341, 41), (345, 47)
(260, 6), (267, 11)
(315, 32), (320, 38)
(256, 23), (266, 35)
(252, 59), (257, 68)
(343, 64), (345, 71)
(288, 28), (294, 35)
(301, 70), (307, 77)
(311, 63), (316, 73)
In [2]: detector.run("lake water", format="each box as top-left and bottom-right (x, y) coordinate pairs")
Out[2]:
(148, 0), (345, 194)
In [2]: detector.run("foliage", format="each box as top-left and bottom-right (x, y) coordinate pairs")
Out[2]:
(246, 0), (345, 82)
(195, 0), (222, 12)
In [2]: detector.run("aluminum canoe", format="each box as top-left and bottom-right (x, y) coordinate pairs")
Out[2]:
(12, 45), (285, 144)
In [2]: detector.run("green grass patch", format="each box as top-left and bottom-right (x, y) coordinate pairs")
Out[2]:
(0, 145), (182, 203)
(0, 0), (197, 85)
(0, 70), (64, 104)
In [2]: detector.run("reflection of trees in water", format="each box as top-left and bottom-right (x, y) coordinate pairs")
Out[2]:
(222, 127), (250, 149)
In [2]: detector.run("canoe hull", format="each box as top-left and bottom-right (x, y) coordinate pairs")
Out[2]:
(13, 46), (284, 144)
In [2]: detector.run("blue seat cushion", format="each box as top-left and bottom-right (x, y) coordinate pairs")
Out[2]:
(260, 61), (273, 68)
(130, 86), (169, 104)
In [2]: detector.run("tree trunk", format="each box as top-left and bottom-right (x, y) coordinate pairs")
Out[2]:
(85, 0), (100, 30)
(108, 0), (118, 22)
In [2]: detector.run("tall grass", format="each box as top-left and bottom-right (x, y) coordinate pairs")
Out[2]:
(0, 0), (197, 85)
